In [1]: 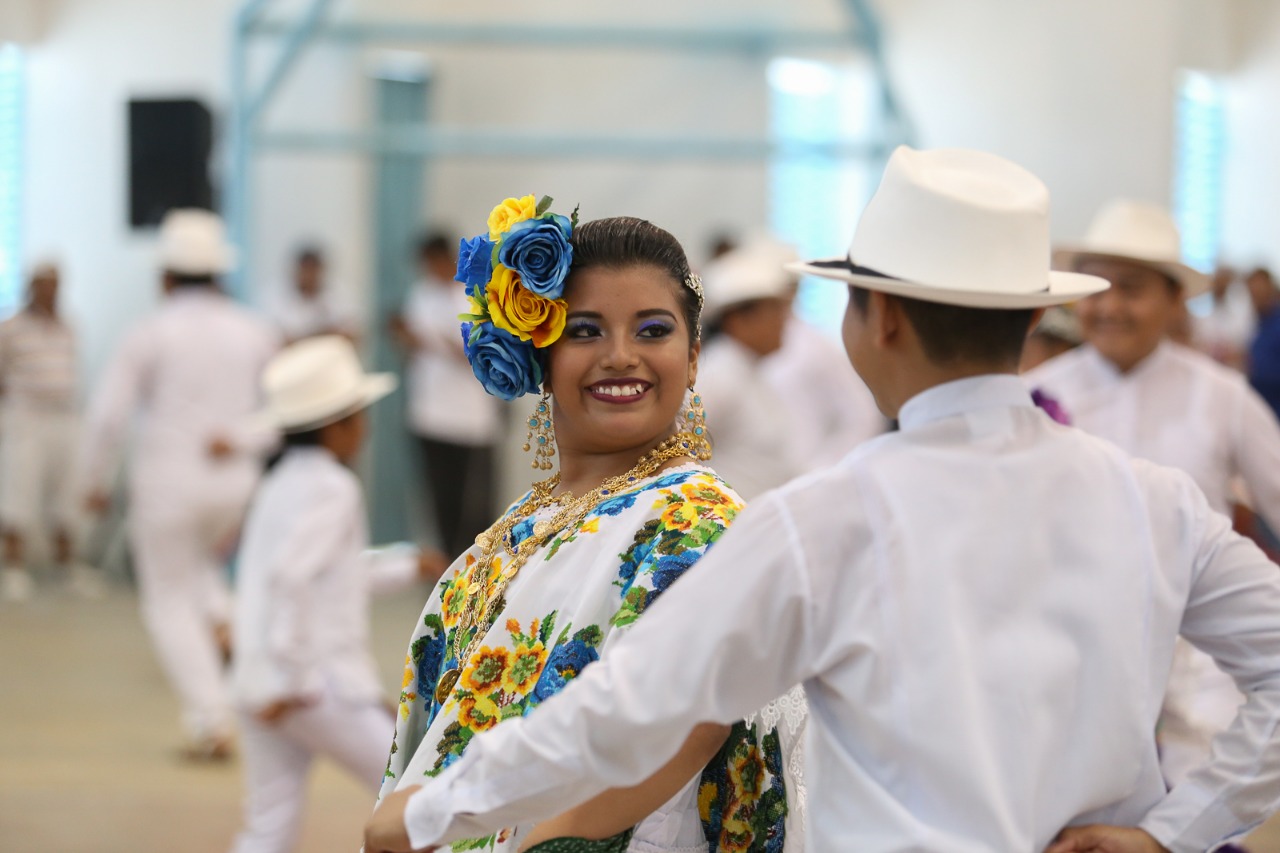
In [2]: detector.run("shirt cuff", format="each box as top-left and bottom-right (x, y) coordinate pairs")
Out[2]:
(404, 784), (450, 850)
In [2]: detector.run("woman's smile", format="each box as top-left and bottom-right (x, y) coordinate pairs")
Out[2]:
(586, 378), (654, 404)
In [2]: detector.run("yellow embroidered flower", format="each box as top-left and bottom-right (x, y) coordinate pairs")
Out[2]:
(486, 265), (568, 347)
(462, 646), (510, 694)
(660, 498), (701, 532)
(487, 195), (538, 240)
(458, 693), (501, 732)
(502, 641), (548, 695)
(697, 781), (718, 821)
(400, 653), (414, 689)
(398, 697), (413, 719)
(728, 745), (766, 799)
(441, 581), (465, 629)
(578, 518), (600, 535)
(506, 617), (521, 635)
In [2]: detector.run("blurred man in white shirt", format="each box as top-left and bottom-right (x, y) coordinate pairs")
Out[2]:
(82, 209), (280, 759)
(1026, 200), (1280, 784)
(267, 245), (361, 345)
(0, 261), (97, 600)
(391, 233), (501, 557)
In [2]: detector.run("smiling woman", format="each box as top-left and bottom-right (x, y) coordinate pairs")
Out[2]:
(370, 204), (804, 853)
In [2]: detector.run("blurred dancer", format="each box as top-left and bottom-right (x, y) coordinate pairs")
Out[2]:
(231, 336), (443, 853)
(267, 245), (361, 344)
(698, 239), (803, 497)
(1027, 199), (1280, 784)
(0, 261), (97, 600)
(82, 209), (279, 759)
(391, 233), (500, 557)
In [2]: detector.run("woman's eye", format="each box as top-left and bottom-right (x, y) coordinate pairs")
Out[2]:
(565, 322), (601, 339)
(637, 322), (674, 339)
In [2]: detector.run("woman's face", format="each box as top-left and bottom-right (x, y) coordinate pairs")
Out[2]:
(547, 264), (698, 458)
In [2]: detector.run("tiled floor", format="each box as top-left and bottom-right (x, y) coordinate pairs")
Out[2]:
(2, 581), (1278, 851)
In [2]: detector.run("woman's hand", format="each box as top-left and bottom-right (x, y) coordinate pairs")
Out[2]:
(364, 786), (436, 853)
(1044, 825), (1171, 853)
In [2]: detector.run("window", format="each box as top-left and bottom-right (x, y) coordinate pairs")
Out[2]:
(768, 56), (880, 335)
(1173, 70), (1226, 276)
(0, 44), (21, 310)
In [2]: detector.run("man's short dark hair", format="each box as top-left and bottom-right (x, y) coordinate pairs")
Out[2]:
(283, 425), (325, 447)
(296, 245), (324, 266)
(168, 272), (217, 288)
(418, 231), (454, 259)
(849, 286), (1035, 367)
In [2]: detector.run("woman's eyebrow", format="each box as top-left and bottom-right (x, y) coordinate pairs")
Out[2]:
(636, 309), (677, 320)
(565, 311), (604, 320)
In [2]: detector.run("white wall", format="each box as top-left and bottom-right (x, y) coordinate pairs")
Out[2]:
(23, 0), (1280, 384)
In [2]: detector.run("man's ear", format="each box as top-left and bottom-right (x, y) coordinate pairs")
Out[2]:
(871, 290), (902, 350)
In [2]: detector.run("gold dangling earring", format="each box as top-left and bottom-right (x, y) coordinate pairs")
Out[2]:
(681, 386), (712, 461)
(522, 390), (557, 471)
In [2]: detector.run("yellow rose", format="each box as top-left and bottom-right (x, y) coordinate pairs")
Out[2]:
(487, 195), (538, 240)
(486, 265), (568, 348)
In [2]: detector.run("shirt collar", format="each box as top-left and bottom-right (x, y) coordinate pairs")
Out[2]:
(897, 374), (1034, 432)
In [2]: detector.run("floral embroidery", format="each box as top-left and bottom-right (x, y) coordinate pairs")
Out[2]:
(699, 722), (788, 853)
(378, 467), (776, 852)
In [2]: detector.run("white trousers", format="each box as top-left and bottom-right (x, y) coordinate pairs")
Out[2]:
(0, 404), (80, 535)
(129, 491), (247, 741)
(231, 696), (394, 853)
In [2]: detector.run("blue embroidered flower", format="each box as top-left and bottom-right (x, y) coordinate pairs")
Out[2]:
(594, 490), (644, 518)
(496, 215), (573, 298)
(616, 535), (657, 596)
(412, 632), (446, 699)
(531, 637), (599, 703)
(462, 322), (543, 400)
(456, 235), (496, 295)
(650, 551), (698, 594)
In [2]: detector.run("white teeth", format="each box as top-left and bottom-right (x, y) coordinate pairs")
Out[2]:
(595, 383), (645, 397)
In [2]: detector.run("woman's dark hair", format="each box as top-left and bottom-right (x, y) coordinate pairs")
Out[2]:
(569, 217), (701, 344)
(168, 272), (217, 288)
(849, 286), (1035, 367)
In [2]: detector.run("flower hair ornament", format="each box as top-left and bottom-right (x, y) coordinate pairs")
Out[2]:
(458, 194), (578, 400)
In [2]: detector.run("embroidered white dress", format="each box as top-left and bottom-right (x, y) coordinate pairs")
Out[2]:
(379, 463), (805, 852)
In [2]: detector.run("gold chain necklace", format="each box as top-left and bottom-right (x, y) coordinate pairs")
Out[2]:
(433, 431), (709, 704)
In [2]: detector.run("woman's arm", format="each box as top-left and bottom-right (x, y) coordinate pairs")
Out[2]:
(519, 722), (731, 850)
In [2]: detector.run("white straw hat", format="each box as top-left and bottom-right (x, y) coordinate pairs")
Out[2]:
(158, 208), (237, 276)
(1053, 199), (1210, 299)
(255, 335), (397, 432)
(789, 146), (1109, 309)
(701, 237), (800, 321)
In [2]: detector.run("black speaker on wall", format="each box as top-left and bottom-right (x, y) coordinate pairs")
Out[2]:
(128, 98), (214, 228)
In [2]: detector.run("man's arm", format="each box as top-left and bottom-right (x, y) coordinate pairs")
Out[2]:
(369, 492), (832, 851)
(80, 328), (151, 501)
(1138, 472), (1280, 852)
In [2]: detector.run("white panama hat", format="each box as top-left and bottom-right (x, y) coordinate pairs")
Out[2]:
(701, 237), (800, 321)
(1053, 199), (1211, 299)
(789, 146), (1109, 309)
(255, 335), (397, 432)
(158, 208), (237, 276)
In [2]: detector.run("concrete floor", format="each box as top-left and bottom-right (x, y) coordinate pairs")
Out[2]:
(0, 581), (430, 853)
(3, 580), (1279, 852)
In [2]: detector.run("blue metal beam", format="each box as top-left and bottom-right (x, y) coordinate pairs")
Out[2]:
(246, 0), (336, 121)
(254, 128), (889, 161)
(246, 20), (866, 52)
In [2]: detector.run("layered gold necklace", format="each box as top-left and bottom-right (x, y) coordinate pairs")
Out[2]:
(433, 430), (711, 704)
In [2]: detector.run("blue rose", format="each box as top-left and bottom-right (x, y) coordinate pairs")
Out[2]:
(456, 234), (495, 295)
(531, 638), (599, 703)
(496, 215), (573, 298)
(462, 322), (543, 400)
(650, 551), (698, 595)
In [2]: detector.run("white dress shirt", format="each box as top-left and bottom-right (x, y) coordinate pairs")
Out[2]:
(266, 284), (362, 343)
(1025, 341), (1280, 529)
(399, 375), (1280, 853)
(81, 289), (280, 507)
(232, 447), (419, 711)
(402, 277), (501, 445)
(0, 308), (78, 410)
(1026, 340), (1280, 776)
(699, 336), (803, 498)
(763, 316), (886, 471)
